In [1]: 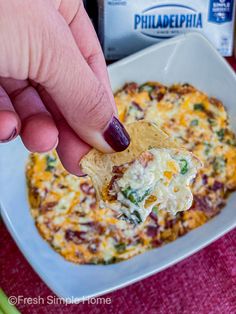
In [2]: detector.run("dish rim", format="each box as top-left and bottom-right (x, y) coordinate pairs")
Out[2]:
(1, 32), (236, 301)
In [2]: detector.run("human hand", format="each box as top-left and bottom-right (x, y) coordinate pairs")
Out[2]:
(0, 0), (130, 175)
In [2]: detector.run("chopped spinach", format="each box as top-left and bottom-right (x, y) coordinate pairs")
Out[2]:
(204, 142), (212, 155)
(194, 103), (205, 111)
(119, 213), (130, 223)
(139, 83), (155, 99)
(208, 118), (217, 126)
(133, 210), (142, 224)
(216, 129), (225, 141)
(139, 83), (154, 93)
(120, 212), (142, 225)
(115, 243), (126, 253)
(121, 187), (132, 198)
(179, 159), (188, 175)
(213, 157), (226, 173)
(190, 119), (199, 126)
(226, 138), (236, 146)
(122, 187), (138, 205)
(129, 192), (139, 205)
(45, 155), (56, 172)
(121, 187), (151, 205)
(152, 206), (158, 215)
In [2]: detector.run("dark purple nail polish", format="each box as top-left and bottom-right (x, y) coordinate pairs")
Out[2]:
(103, 116), (130, 152)
(0, 128), (17, 143)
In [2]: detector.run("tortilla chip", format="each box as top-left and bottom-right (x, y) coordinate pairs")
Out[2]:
(80, 121), (184, 201)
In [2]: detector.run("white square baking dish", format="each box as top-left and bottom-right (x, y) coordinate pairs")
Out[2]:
(1, 32), (236, 300)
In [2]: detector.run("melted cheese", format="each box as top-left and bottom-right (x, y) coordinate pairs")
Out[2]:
(105, 148), (200, 224)
(26, 82), (236, 264)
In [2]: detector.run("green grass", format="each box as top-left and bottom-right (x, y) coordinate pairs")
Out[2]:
(0, 288), (21, 314)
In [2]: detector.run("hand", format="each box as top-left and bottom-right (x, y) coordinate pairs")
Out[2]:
(0, 0), (130, 175)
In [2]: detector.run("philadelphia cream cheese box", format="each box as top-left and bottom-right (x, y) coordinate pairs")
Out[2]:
(98, 0), (235, 60)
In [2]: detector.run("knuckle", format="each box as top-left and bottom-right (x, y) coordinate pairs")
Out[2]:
(75, 83), (112, 129)
(87, 83), (106, 114)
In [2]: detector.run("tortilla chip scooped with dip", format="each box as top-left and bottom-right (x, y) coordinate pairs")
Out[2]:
(81, 121), (202, 225)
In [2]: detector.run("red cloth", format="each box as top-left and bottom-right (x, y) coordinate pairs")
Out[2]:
(1, 222), (236, 314)
(1, 57), (236, 314)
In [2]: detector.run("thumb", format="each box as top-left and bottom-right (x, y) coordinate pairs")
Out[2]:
(33, 7), (130, 153)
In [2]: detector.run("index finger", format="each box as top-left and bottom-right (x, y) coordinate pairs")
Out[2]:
(68, 3), (117, 112)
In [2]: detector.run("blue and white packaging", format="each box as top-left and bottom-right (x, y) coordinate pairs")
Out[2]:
(98, 0), (235, 59)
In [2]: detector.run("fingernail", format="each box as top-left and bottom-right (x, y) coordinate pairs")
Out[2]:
(103, 116), (130, 152)
(52, 138), (59, 150)
(0, 128), (17, 143)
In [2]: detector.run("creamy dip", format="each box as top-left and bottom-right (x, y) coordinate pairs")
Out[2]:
(104, 148), (200, 224)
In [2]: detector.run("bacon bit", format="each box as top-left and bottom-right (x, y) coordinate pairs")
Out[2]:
(178, 226), (188, 237)
(40, 201), (58, 213)
(138, 82), (166, 101)
(53, 226), (61, 233)
(90, 201), (97, 210)
(131, 101), (143, 111)
(105, 174), (120, 201)
(169, 84), (196, 95)
(209, 97), (223, 109)
(94, 223), (105, 235)
(31, 186), (39, 197)
(146, 225), (158, 237)
(150, 85), (166, 101)
(44, 221), (51, 230)
(205, 109), (215, 119)
(165, 219), (176, 229)
(130, 102), (145, 120)
(149, 211), (158, 221)
(80, 196), (87, 204)
(202, 174), (208, 185)
(80, 183), (95, 196)
(138, 151), (154, 168)
(89, 187), (96, 196)
(80, 221), (95, 227)
(211, 181), (224, 191)
(80, 182), (90, 193)
(151, 239), (161, 247)
(193, 195), (213, 215)
(156, 92), (165, 102)
(123, 82), (138, 94)
(79, 221), (104, 235)
(58, 184), (67, 189)
(112, 151), (153, 176)
(65, 229), (86, 244)
(217, 201), (226, 210)
(107, 165), (130, 200)
(112, 165), (127, 175)
(30, 187), (41, 207)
